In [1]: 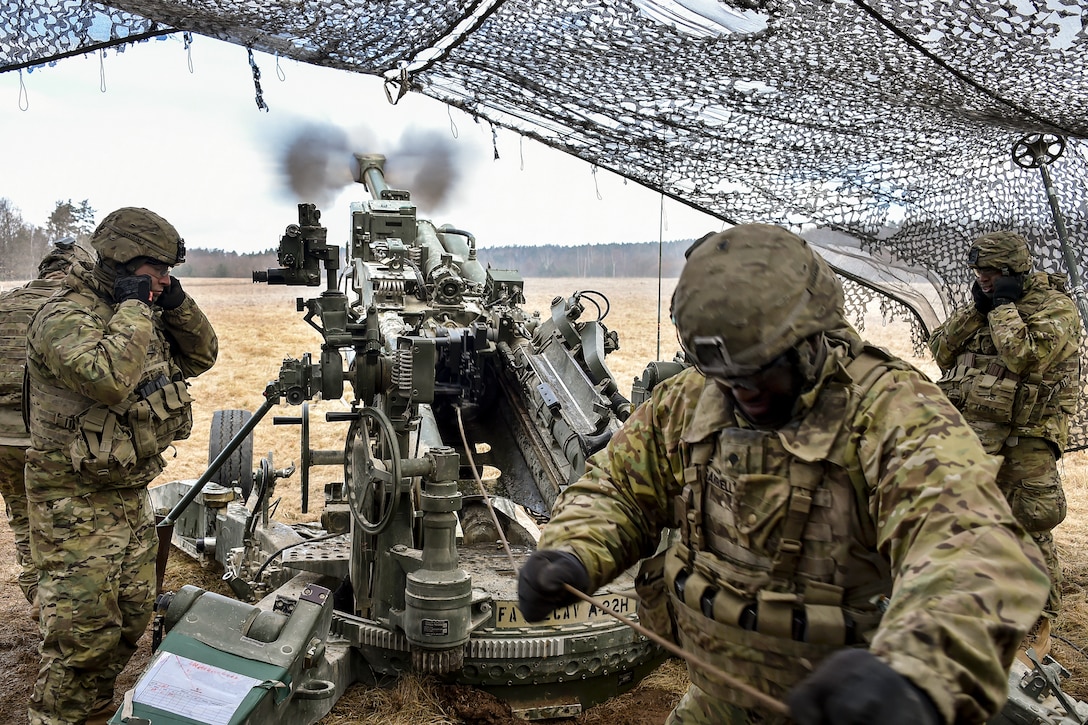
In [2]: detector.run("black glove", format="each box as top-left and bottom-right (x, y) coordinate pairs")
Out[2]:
(971, 280), (993, 315)
(517, 550), (590, 622)
(113, 275), (153, 306)
(787, 649), (941, 725)
(156, 275), (186, 310)
(991, 274), (1024, 307)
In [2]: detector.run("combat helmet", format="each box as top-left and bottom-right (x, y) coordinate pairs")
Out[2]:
(671, 224), (845, 378)
(90, 207), (186, 267)
(968, 231), (1032, 274)
(37, 237), (96, 277)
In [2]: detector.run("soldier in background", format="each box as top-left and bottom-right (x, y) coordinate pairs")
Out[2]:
(517, 224), (1048, 725)
(0, 239), (95, 607)
(929, 231), (1082, 649)
(24, 208), (218, 725)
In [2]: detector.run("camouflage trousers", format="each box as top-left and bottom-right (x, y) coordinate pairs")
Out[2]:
(665, 682), (789, 725)
(995, 437), (1066, 619)
(0, 444), (36, 602)
(27, 487), (157, 725)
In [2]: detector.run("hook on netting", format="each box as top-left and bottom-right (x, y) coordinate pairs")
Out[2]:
(491, 125), (499, 160)
(18, 69), (28, 111)
(447, 103), (458, 138)
(183, 32), (194, 73)
(99, 49), (107, 92)
(248, 48), (269, 111)
(275, 53), (286, 81)
(592, 165), (602, 200)
(383, 67), (411, 106)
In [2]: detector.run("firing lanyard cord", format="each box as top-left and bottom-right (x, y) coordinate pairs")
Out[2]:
(453, 407), (791, 719)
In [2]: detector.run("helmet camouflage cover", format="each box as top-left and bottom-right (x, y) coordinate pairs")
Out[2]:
(671, 223), (846, 377)
(37, 237), (96, 277)
(90, 206), (186, 266)
(968, 231), (1032, 274)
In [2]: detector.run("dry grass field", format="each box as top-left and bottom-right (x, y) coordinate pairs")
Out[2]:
(2, 276), (1088, 724)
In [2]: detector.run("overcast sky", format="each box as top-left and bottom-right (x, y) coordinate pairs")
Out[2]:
(1, 34), (723, 255)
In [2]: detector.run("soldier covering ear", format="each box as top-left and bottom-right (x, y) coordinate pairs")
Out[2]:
(24, 206), (217, 725)
(931, 230), (1081, 652)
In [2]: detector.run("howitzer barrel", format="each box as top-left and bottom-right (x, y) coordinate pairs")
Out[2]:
(353, 152), (486, 290)
(355, 153), (408, 200)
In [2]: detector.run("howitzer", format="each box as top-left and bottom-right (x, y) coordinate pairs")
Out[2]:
(117, 153), (664, 724)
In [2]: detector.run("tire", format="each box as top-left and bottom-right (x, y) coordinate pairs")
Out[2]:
(208, 409), (255, 502)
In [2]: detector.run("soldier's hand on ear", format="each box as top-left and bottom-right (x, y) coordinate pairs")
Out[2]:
(517, 550), (590, 622)
(156, 275), (186, 310)
(113, 275), (153, 306)
(991, 275), (1024, 307)
(787, 649), (941, 725)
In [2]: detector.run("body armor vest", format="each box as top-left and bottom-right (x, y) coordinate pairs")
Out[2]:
(27, 277), (193, 486)
(0, 279), (62, 444)
(936, 273), (1080, 454)
(661, 347), (899, 708)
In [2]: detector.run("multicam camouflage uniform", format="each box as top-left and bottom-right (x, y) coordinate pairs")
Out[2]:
(0, 240), (95, 603)
(24, 208), (218, 725)
(537, 225), (1048, 725)
(929, 231), (1081, 619)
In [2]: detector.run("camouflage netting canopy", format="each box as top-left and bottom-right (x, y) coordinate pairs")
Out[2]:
(4, 0), (1088, 447)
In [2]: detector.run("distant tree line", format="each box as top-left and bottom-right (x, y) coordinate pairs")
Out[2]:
(170, 242), (698, 279)
(477, 240), (697, 277)
(0, 196), (697, 281)
(0, 196), (280, 282)
(169, 240), (699, 279)
(0, 198), (96, 280)
(173, 248), (280, 278)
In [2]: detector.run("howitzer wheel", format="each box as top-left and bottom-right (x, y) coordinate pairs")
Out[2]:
(208, 409), (255, 502)
(345, 406), (403, 535)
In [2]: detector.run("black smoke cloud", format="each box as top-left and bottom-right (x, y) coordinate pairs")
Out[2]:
(381, 127), (461, 210)
(279, 121), (367, 206)
(277, 119), (465, 211)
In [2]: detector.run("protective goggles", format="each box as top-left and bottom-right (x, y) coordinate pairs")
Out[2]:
(127, 256), (172, 277)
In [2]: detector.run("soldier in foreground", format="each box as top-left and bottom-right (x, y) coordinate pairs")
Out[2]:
(929, 231), (1082, 648)
(517, 224), (1048, 724)
(0, 239), (94, 607)
(24, 208), (218, 725)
